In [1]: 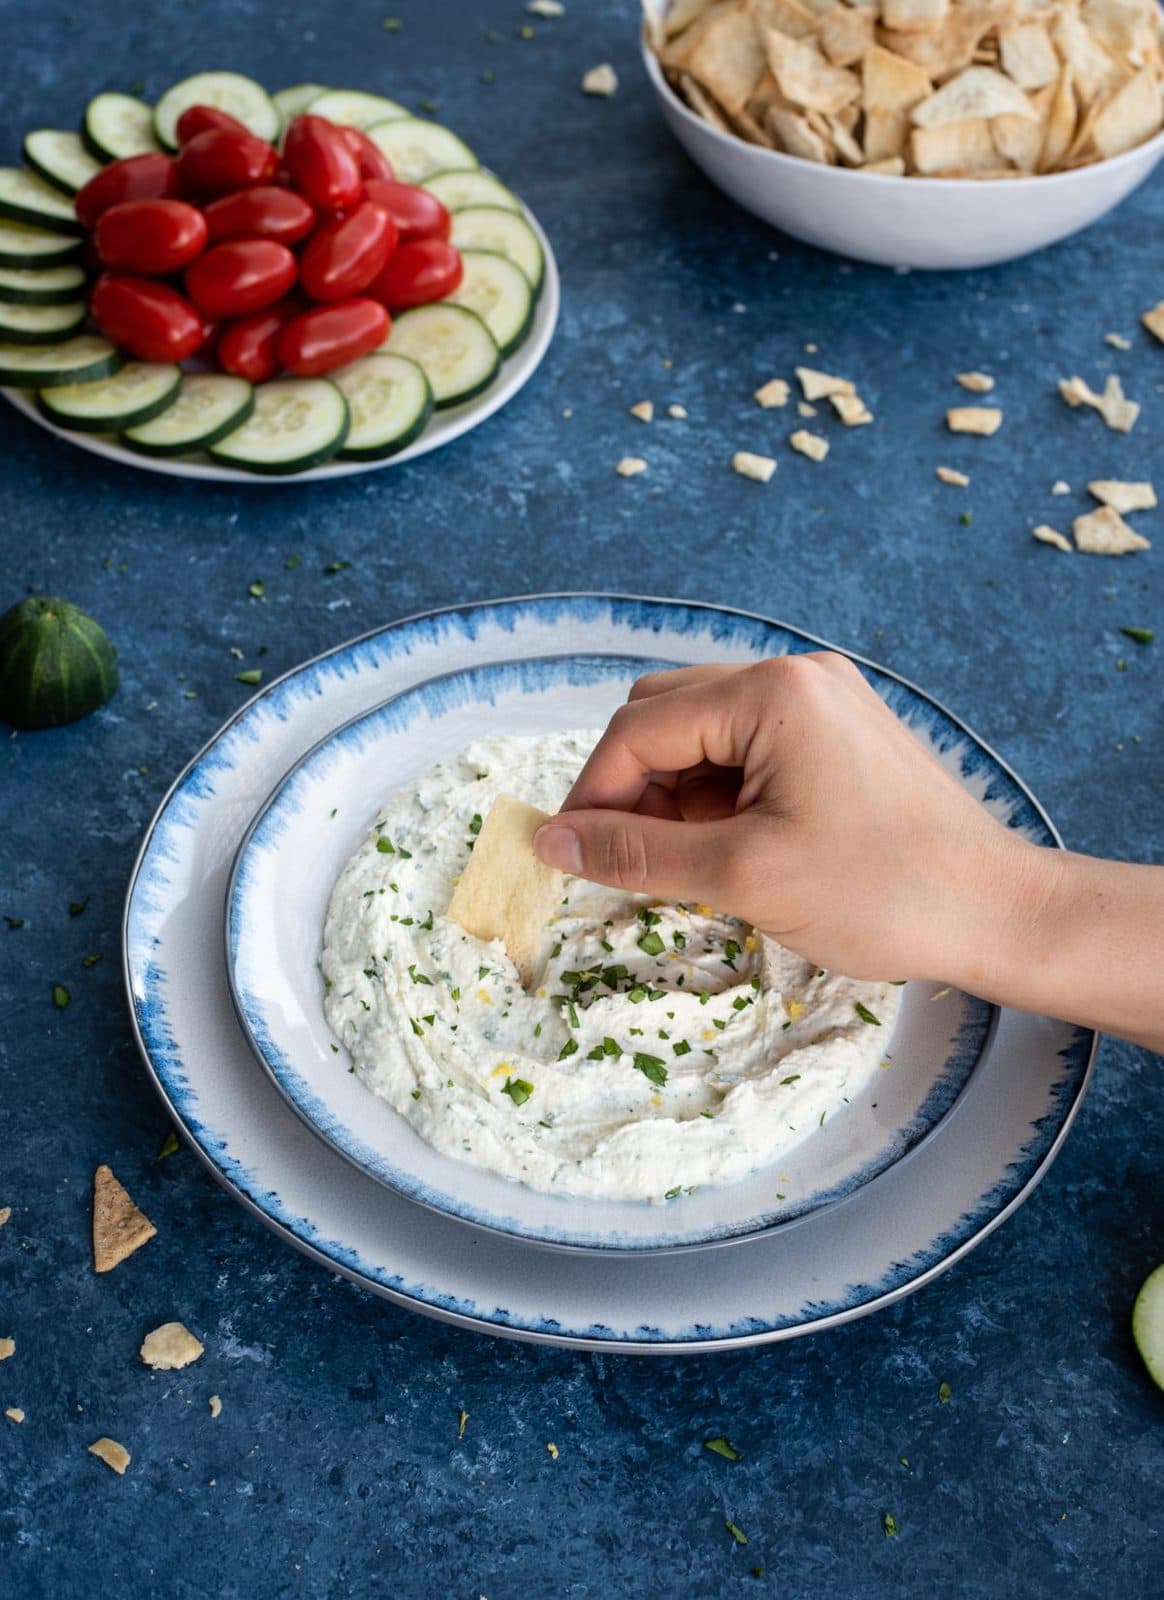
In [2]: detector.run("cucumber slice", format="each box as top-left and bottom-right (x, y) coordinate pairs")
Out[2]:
(82, 93), (160, 162)
(38, 361), (181, 432)
(449, 207), (543, 293)
(0, 334), (120, 389)
(306, 89), (409, 128)
(424, 168), (521, 214)
(365, 118), (477, 184)
(154, 71), (280, 151)
(385, 303), (499, 409)
(0, 300), (86, 345)
(209, 378), (348, 474)
(447, 250), (533, 359)
(0, 169), (85, 237)
(273, 83), (328, 125)
(1134, 1263), (1164, 1392)
(0, 263), (87, 306)
(333, 352), (433, 460)
(122, 373), (254, 457)
(23, 130), (103, 197)
(0, 219), (83, 269)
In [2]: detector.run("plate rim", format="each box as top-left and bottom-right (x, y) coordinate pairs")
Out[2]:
(223, 647), (1001, 1255)
(1, 202), (559, 485)
(122, 593), (1099, 1351)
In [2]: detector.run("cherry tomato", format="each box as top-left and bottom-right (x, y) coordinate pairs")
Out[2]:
(185, 239), (298, 319)
(217, 301), (298, 382)
(74, 153), (180, 230)
(299, 203), (397, 303)
(368, 238), (461, 310)
(95, 199), (208, 275)
(204, 185), (316, 246)
(176, 128), (280, 200)
(90, 273), (205, 362)
(282, 115), (361, 212)
(338, 126), (395, 183)
(175, 104), (251, 144)
(278, 298), (389, 376)
(361, 179), (450, 242)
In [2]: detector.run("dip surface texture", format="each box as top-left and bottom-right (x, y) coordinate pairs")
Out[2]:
(321, 732), (900, 1202)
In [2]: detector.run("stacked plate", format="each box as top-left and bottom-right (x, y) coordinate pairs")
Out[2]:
(124, 594), (1095, 1352)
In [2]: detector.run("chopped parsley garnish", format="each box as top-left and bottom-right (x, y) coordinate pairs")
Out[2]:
(633, 1052), (668, 1087)
(248, 579), (265, 599)
(882, 1512), (899, 1538)
(732, 996), (750, 1011)
(478, 965), (490, 980)
(52, 984), (70, 1009)
(376, 836), (395, 854)
(713, 1019), (727, 1031)
(699, 989), (710, 1006)
(780, 1074), (801, 1086)
(68, 897), (89, 917)
(502, 1076), (533, 1105)
(672, 930), (687, 949)
(566, 999), (580, 1028)
(1121, 626), (1155, 644)
(704, 1436), (741, 1462)
(558, 1039), (579, 1060)
(407, 964), (433, 986)
(411, 1088), (422, 1100)
(235, 669), (262, 686)
(81, 953), (102, 969)
(636, 906), (662, 927)
(664, 1185), (683, 1199)
(855, 1002), (882, 1026)
(673, 1040), (692, 1056)
(938, 1381), (952, 1404)
(4, 916), (24, 929)
(725, 1519), (749, 1547)
(628, 985), (647, 1004)
(396, 845), (412, 860)
(723, 939), (741, 967)
(420, 909), (433, 930)
(469, 812), (483, 835)
(285, 552), (301, 569)
(600, 939), (613, 952)
(409, 1017), (423, 1037)
(323, 559), (351, 574)
(451, 987), (461, 1002)
(157, 1130), (180, 1159)
(637, 930), (665, 956)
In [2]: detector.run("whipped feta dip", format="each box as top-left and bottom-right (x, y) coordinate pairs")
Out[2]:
(321, 731), (900, 1203)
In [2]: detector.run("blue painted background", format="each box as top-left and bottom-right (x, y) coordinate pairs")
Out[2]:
(0, 0), (1161, 1594)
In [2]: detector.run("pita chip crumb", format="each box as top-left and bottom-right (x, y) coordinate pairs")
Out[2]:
(140, 1321), (205, 1371)
(447, 794), (567, 988)
(628, 401), (654, 422)
(581, 63), (618, 96)
(731, 449), (778, 482)
(831, 392), (873, 424)
(1088, 479), (1157, 513)
(1033, 523), (1073, 552)
(1073, 505), (1151, 554)
(528, 0), (565, 13)
(790, 428), (829, 461)
(1052, 480), (1071, 494)
(956, 371), (994, 392)
(1104, 332), (1132, 350)
(754, 377), (790, 408)
(615, 456), (647, 477)
(796, 400), (817, 417)
(89, 1437), (130, 1475)
(937, 466), (970, 486)
(947, 406), (1002, 435)
(92, 1165), (156, 1274)
(0, 1337), (14, 1361)
(5, 1407), (23, 1423)
(796, 365), (854, 400)
(0, 1206), (9, 1227)
(667, 403), (688, 418)
(1059, 374), (1139, 431)
(209, 1394), (222, 1418)
(1141, 302), (1164, 343)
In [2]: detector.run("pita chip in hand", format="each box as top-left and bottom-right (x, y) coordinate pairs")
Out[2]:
(446, 794), (567, 988)
(92, 1164), (156, 1274)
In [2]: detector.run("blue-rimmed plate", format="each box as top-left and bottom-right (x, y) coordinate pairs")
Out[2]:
(124, 596), (1095, 1351)
(226, 650), (994, 1253)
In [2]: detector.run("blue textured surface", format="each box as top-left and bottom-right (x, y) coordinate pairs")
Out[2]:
(1, 0), (1162, 1595)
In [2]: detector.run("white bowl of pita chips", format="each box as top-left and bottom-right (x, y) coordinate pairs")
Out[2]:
(641, 0), (1164, 269)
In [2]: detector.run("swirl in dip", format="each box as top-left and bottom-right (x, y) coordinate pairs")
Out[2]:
(321, 731), (900, 1202)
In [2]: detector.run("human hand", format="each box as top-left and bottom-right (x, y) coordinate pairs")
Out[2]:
(534, 655), (1040, 985)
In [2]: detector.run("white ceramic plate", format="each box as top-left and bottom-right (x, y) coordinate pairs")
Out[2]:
(124, 596), (1095, 1351)
(2, 206), (558, 483)
(226, 650), (994, 1252)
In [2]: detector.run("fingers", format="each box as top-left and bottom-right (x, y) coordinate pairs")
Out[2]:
(534, 807), (761, 905)
(627, 663), (744, 702)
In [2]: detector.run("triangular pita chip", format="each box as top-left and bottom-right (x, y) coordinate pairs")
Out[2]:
(881, 0), (948, 31)
(911, 66), (1039, 126)
(763, 27), (861, 111)
(1073, 505), (1151, 553)
(1091, 66), (1163, 156)
(999, 21), (1060, 88)
(446, 794), (567, 988)
(1039, 65), (1077, 169)
(862, 45), (931, 111)
(912, 117), (1000, 172)
(674, 0), (770, 112)
(880, 0), (1014, 80)
(819, 5), (875, 64)
(92, 1164), (156, 1274)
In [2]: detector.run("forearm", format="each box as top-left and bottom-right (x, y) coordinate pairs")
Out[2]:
(958, 844), (1164, 1053)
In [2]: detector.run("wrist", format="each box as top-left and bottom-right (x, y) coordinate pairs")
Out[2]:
(943, 829), (1067, 1003)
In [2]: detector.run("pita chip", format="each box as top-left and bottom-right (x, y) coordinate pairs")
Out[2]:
(140, 1321), (205, 1370)
(763, 28), (861, 111)
(1142, 301), (1164, 343)
(755, 376), (791, 406)
(999, 21), (1060, 88)
(1033, 524), (1073, 551)
(862, 155), (907, 172)
(912, 118), (1001, 173)
(911, 67), (1039, 125)
(678, 0), (769, 112)
(881, 0), (1012, 80)
(1088, 479), (1157, 511)
(1039, 65), (1078, 169)
(946, 404), (1003, 433)
(89, 1438), (131, 1475)
(92, 1164), (156, 1274)
(750, 0), (819, 39)
(1051, 8), (1122, 106)
(1073, 505), (1151, 553)
(447, 794), (567, 988)
(663, 0), (720, 39)
(862, 44), (931, 110)
(1091, 67), (1163, 157)
(994, 99), (1049, 168)
(769, 104), (835, 157)
(819, 4), (876, 64)
(796, 365), (854, 399)
(881, 0), (948, 31)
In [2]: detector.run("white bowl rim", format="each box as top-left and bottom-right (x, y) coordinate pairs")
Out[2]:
(641, 28), (1164, 193)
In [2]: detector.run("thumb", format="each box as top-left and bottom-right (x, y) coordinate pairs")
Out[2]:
(534, 808), (746, 905)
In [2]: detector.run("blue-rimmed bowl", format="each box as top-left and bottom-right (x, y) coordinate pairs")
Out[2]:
(226, 649), (994, 1253)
